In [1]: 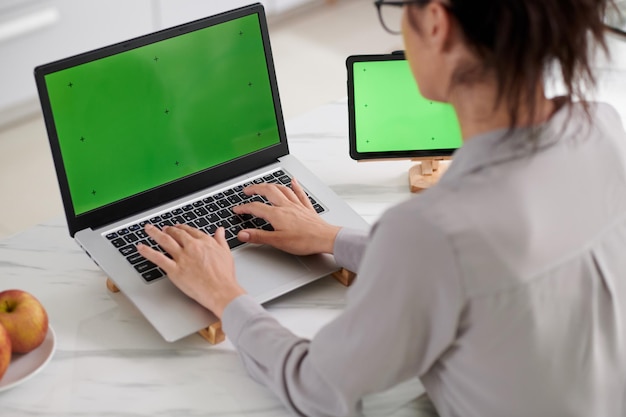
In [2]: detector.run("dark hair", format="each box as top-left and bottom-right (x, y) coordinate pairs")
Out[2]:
(411, 0), (614, 130)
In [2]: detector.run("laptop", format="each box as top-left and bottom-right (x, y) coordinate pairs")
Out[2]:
(34, 3), (368, 342)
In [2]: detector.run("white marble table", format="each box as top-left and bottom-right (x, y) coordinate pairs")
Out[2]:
(0, 97), (428, 416)
(2, 34), (626, 417)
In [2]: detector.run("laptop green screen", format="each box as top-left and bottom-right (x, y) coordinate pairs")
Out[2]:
(44, 13), (280, 216)
(352, 58), (462, 157)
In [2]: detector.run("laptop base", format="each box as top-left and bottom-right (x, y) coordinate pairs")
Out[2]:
(104, 277), (224, 344)
(104, 268), (356, 345)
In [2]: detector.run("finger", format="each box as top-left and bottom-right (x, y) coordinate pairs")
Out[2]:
(242, 182), (267, 195)
(214, 227), (230, 250)
(243, 183), (291, 206)
(237, 228), (279, 246)
(176, 223), (207, 240)
(291, 177), (315, 210)
(242, 183), (273, 196)
(145, 224), (182, 256)
(137, 243), (177, 271)
(274, 183), (300, 204)
(233, 201), (276, 220)
(162, 224), (198, 247)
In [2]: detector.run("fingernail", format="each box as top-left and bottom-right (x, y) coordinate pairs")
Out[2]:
(146, 224), (154, 230)
(239, 231), (250, 241)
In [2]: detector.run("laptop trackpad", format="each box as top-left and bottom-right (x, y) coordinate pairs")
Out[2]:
(234, 244), (311, 299)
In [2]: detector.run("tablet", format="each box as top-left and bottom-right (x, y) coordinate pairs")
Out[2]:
(347, 52), (462, 160)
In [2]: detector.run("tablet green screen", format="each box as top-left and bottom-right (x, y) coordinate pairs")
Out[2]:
(353, 59), (462, 154)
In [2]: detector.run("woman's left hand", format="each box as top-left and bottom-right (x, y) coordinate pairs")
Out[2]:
(137, 224), (245, 318)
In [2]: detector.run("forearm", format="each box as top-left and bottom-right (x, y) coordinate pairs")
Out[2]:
(223, 295), (357, 417)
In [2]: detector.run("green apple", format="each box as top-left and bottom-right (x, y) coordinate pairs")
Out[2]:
(0, 290), (48, 353)
(0, 323), (10, 380)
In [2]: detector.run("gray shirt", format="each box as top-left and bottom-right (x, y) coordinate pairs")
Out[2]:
(222, 102), (626, 417)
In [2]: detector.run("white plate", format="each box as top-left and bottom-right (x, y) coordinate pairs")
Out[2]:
(0, 324), (56, 392)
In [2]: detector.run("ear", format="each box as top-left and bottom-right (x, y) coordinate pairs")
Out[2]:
(409, 2), (453, 52)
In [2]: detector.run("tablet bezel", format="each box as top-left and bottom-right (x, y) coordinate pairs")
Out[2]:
(347, 52), (460, 161)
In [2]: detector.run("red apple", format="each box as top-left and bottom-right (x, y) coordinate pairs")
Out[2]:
(0, 323), (10, 380)
(0, 290), (48, 353)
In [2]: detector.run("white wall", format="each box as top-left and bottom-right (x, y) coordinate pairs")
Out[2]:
(0, 0), (315, 126)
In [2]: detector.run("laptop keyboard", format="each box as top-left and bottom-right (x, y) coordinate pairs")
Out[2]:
(104, 169), (326, 283)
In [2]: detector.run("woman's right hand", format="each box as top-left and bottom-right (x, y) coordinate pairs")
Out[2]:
(232, 178), (341, 256)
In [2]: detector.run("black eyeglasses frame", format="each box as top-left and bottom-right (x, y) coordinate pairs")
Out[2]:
(374, 0), (425, 35)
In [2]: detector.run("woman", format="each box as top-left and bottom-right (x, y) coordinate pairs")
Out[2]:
(138, 1), (626, 416)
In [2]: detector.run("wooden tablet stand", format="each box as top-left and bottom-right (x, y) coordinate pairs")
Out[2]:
(408, 157), (450, 193)
(105, 268), (356, 345)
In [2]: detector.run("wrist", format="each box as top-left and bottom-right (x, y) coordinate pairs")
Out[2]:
(210, 285), (246, 319)
(320, 225), (341, 254)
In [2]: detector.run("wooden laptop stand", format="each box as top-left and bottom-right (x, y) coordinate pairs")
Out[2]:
(105, 268), (356, 345)
(408, 157), (450, 193)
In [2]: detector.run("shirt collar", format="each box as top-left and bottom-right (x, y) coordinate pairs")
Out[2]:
(441, 103), (573, 182)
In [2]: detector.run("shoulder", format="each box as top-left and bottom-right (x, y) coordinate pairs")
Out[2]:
(593, 101), (625, 134)
(373, 188), (461, 252)
(565, 101), (626, 157)
(590, 101), (622, 122)
(571, 101), (624, 136)
(361, 190), (466, 295)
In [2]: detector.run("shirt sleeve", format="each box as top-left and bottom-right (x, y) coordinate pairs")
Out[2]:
(222, 204), (465, 417)
(333, 227), (370, 273)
